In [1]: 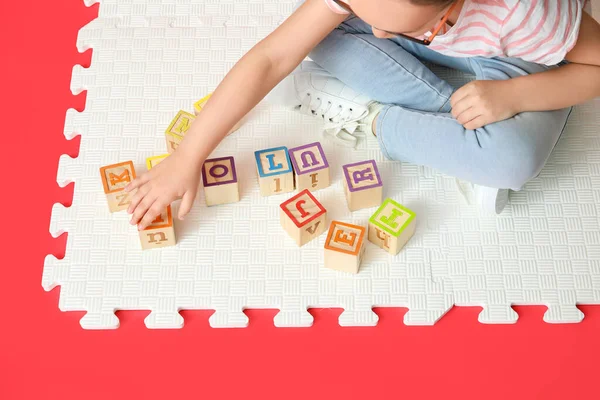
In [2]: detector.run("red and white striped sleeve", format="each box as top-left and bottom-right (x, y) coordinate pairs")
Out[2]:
(500, 0), (585, 65)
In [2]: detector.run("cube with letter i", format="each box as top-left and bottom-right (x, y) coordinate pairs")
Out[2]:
(288, 142), (330, 192)
(140, 205), (176, 250)
(146, 154), (169, 170)
(280, 189), (327, 246)
(202, 156), (240, 206)
(368, 198), (416, 256)
(254, 146), (295, 196)
(165, 110), (195, 153)
(324, 221), (366, 274)
(342, 160), (383, 211)
(99, 161), (136, 213)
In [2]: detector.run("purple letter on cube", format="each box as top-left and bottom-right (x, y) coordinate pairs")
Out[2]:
(288, 142), (329, 175)
(202, 156), (237, 187)
(343, 160), (382, 192)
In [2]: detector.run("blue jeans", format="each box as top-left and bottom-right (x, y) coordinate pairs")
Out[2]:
(308, 16), (572, 190)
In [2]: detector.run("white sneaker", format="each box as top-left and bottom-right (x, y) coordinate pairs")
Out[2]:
(456, 179), (510, 214)
(474, 185), (509, 214)
(265, 61), (377, 148)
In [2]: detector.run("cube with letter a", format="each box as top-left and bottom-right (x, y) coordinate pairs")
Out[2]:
(139, 205), (176, 250)
(202, 156), (240, 206)
(288, 142), (330, 192)
(99, 161), (136, 213)
(368, 198), (416, 256)
(165, 110), (195, 153)
(280, 189), (327, 246)
(324, 221), (366, 274)
(342, 160), (383, 211)
(254, 146), (295, 197)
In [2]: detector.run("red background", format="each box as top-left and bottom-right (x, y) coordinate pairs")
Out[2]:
(1, 1), (599, 399)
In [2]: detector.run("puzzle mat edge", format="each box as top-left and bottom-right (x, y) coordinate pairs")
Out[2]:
(43, 0), (600, 329)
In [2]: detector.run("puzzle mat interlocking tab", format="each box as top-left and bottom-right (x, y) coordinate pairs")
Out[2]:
(43, 0), (600, 329)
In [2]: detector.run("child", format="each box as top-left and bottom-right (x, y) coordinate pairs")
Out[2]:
(126, 0), (600, 228)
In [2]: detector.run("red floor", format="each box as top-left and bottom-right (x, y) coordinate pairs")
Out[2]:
(1, 1), (599, 399)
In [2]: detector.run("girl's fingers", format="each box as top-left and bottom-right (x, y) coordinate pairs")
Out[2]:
(138, 202), (164, 231)
(456, 106), (481, 127)
(451, 95), (476, 120)
(178, 191), (195, 220)
(125, 173), (150, 193)
(130, 192), (159, 226)
(449, 84), (471, 109)
(464, 116), (487, 131)
(127, 184), (151, 214)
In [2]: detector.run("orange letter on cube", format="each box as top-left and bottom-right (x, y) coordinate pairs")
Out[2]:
(139, 205), (177, 250)
(324, 221), (366, 274)
(99, 161), (136, 213)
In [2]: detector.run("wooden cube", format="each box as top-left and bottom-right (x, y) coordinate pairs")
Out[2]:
(288, 142), (330, 192)
(368, 198), (416, 255)
(280, 189), (327, 246)
(202, 156), (240, 206)
(99, 161), (136, 213)
(193, 93), (211, 115)
(194, 93), (242, 135)
(165, 110), (195, 153)
(254, 146), (295, 197)
(140, 205), (176, 250)
(324, 221), (366, 274)
(146, 154), (169, 170)
(342, 160), (383, 211)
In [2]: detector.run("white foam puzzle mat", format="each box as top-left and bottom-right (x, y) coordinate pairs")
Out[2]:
(44, 0), (600, 329)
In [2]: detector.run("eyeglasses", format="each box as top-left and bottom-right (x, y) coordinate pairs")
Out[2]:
(332, 0), (458, 46)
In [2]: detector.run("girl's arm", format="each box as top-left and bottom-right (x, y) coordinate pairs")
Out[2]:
(182, 0), (346, 159)
(509, 12), (600, 112)
(127, 0), (345, 229)
(451, 12), (600, 130)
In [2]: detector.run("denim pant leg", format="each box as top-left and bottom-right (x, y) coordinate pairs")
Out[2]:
(308, 17), (572, 190)
(375, 54), (572, 189)
(309, 16), (457, 113)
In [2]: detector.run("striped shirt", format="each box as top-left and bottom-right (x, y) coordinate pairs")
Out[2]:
(323, 0), (585, 65)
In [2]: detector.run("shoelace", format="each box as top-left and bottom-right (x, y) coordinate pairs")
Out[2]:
(297, 93), (367, 148)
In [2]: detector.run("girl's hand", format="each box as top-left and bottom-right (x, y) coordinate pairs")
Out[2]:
(450, 80), (519, 130)
(125, 150), (202, 230)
